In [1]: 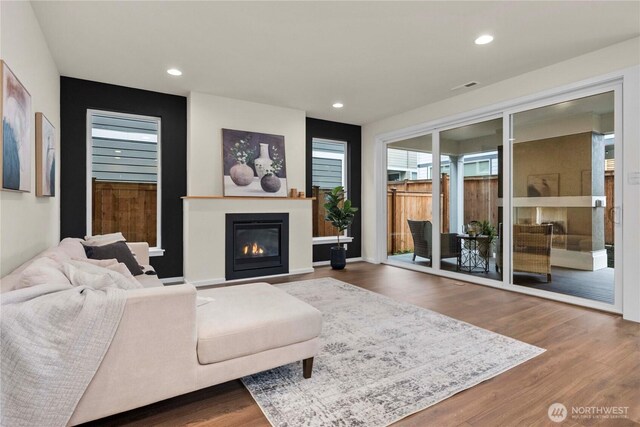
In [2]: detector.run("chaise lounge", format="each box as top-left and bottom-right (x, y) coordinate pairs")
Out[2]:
(0, 238), (323, 425)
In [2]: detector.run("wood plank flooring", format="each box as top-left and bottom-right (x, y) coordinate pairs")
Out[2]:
(84, 263), (640, 427)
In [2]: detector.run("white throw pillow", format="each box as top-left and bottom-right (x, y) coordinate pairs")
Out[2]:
(83, 232), (127, 247)
(63, 259), (142, 290)
(19, 257), (71, 289)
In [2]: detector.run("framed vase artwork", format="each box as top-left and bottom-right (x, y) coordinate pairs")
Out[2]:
(526, 173), (559, 197)
(36, 112), (55, 196)
(1, 60), (32, 192)
(222, 128), (288, 197)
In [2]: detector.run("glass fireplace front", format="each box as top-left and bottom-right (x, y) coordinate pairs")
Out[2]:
(225, 213), (289, 280)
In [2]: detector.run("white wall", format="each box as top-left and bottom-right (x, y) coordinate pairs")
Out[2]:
(187, 92), (306, 195)
(362, 37), (640, 321)
(184, 92), (311, 284)
(0, 1), (60, 276)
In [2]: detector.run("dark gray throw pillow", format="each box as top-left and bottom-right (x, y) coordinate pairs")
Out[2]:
(83, 241), (144, 276)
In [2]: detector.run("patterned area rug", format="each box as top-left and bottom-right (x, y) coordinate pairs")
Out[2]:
(242, 278), (544, 426)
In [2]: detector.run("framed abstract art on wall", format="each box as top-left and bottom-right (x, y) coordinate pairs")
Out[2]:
(36, 112), (55, 196)
(1, 60), (32, 192)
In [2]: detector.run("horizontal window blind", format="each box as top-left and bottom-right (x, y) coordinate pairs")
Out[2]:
(91, 114), (159, 183)
(312, 139), (345, 190)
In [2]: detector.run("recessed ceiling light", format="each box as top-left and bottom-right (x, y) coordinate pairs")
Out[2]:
(167, 68), (182, 76)
(332, 102), (344, 109)
(474, 35), (494, 45)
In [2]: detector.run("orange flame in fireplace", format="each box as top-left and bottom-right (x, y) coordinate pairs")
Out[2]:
(242, 242), (265, 255)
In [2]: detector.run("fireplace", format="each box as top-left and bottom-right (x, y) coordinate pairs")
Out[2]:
(225, 213), (289, 280)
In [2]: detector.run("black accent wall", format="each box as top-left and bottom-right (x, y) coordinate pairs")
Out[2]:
(60, 77), (187, 278)
(306, 118), (362, 262)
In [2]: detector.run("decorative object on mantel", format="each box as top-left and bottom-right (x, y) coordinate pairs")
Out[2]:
(527, 173), (559, 197)
(289, 188), (298, 198)
(222, 128), (288, 197)
(324, 186), (358, 270)
(1, 60), (32, 192)
(298, 191), (305, 198)
(35, 112), (55, 196)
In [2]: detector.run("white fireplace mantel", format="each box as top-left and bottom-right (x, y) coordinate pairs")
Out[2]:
(183, 197), (314, 287)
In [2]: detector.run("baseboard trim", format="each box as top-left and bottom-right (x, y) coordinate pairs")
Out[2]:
(362, 257), (380, 264)
(312, 257), (363, 267)
(187, 268), (316, 288)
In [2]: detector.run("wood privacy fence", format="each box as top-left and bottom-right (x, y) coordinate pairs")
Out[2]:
(92, 179), (157, 246)
(387, 176), (444, 254)
(388, 175), (497, 254)
(463, 176), (499, 226)
(388, 189), (436, 254)
(312, 187), (340, 237)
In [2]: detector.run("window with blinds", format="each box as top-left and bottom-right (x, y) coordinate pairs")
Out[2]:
(311, 138), (346, 190)
(311, 138), (348, 238)
(88, 111), (161, 248)
(91, 113), (159, 183)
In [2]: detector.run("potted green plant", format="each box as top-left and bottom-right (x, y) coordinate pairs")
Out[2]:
(324, 186), (358, 270)
(477, 220), (497, 258)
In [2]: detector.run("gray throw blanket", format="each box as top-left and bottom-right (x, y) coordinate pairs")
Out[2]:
(1, 281), (128, 427)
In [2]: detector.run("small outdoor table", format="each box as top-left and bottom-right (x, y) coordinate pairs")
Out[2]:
(456, 234), (491, 273)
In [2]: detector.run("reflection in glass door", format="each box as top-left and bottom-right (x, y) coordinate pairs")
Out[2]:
(386, 135), (434, 268)
(439, 119), (503, 282)
(511, 91), (616, 304)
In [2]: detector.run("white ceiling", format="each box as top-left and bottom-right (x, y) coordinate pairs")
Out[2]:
(31, 1), (639, 125)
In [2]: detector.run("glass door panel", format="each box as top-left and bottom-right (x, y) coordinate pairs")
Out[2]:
(387, 135), (433, 268)
(511, 91), (615, 304)
(438, 119), (503, 281)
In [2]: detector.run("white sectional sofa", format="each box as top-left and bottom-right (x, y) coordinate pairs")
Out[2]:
(0, 238), (322, 425)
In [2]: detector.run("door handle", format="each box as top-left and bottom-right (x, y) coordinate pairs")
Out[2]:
(611, 206), (622, 224)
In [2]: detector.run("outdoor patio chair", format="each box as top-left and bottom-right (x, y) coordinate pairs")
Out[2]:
(496, 223), (553, 282)
(407, 219), (460, 266)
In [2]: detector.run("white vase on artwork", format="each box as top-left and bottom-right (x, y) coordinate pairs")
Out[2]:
(254, 143), (273, 179)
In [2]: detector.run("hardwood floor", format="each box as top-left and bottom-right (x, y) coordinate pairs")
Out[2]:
(84, 263), (640, 427)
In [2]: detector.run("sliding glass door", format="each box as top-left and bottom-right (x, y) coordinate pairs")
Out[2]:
(380, 82), (623, 312)
(439, 119), (502, 283)
(510, 90), (618, 305)
(386, 134), (434, 268)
